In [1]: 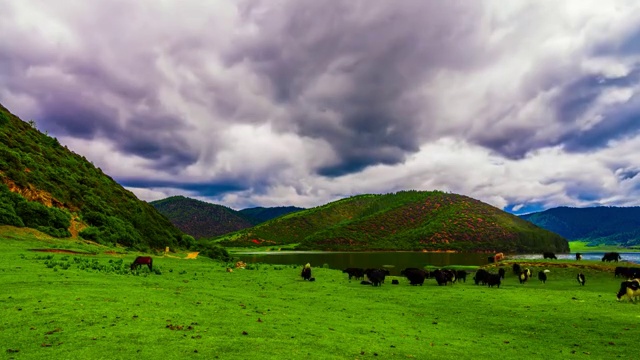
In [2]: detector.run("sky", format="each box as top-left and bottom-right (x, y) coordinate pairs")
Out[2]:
(2, 0), (640, 213)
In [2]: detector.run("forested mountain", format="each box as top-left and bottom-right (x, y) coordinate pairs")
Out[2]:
(520, 206), (640, 247)
(150, 196), (254, 239)
(0, 104), (185, 250)
(211, 191), (569, 253)
(239, 206), (304, 225)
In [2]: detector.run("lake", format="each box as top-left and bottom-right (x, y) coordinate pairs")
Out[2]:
(235, 251), (640, 275)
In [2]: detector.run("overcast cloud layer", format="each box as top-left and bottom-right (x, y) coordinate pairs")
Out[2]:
(2, 0), (640, 213)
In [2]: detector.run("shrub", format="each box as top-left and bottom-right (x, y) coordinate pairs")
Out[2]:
(198, 243), (233, 262)
(180, 234), (196, 249)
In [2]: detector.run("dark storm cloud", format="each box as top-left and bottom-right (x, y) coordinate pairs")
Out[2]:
(228, 0), (488, 176)
(553, 67), (640, 152)
(119, 179), (246, 196)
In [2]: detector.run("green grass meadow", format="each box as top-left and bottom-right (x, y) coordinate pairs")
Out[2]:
(1, 228), (639, 359)
(569, 240), (640, 253)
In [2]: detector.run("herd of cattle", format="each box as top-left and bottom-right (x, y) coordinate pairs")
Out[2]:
(297, 251), (640, 302)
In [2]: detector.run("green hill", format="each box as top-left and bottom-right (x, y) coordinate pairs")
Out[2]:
(0, 103), (185, 250)
(520, 206), (640, 247)
(150, 196), (254, 239)
(212, 190), (569, 253)
(239, 206), (304, 225)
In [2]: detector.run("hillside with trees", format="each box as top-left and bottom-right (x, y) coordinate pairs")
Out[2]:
(150, 197), (304, 238)
(211, 191), (569, 253)
(150, 196), (254, 239)
(520, 206), (640, 247)
(0, 103), (185, 250)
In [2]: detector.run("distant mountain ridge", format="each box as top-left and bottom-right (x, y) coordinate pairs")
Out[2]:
(211, 190), (569, 253)
(519, 206), (640, 247)
(239, 206), (304, 225)
(150, 196), (303, 239)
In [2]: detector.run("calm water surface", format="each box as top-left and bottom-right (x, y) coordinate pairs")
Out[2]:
(236, 251), (640, 276)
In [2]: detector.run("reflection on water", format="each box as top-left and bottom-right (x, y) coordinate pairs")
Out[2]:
(510, 252), (640, 264)
(236, 252), (490, 276)
(236, 251), (640, 276)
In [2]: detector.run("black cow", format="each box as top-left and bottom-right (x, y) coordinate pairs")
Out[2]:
(512, 263), (521, 275)
(577, 273), (586, 286)
(602, 252), (622, 262)
(616, 279), (640, 302)
(615, 267), (640, 279)
(342, 268), (365, 280)
(442, 269), (456, 284)
(615, 266), (628, 278)
(391, 279), (400, 285)
(365, 269), (388, 287)
(543, 252), (557, 260)
(301, 267), (312, 281)
(498, 268), (506, 279)
(575, 253), (582, 261)
(401, 268), (427, 286)
(456, 270), (467, 283)
(518, 271), (529, 284)
(473, 269), (489, 285)
(538, 271), (547, 284)
(487, 274), (501, 288)
(432, 270), (448, 286)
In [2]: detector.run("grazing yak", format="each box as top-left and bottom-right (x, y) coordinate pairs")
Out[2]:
(342, 268), (365, 280)
(474, 269), (489, 285)
(301, 263), (312, 281)
(616, 279), (640, 302)
(365, 268), (389, 287)
(432, 270), (449, 286)
(486, 273), (501, 288)
(543, 252), (557, 260)
(498, 268), (506, 279)
(512, 263), (521, 275)
(401, 268), (427, 286)
(602, 252), (622, 262)
(518, 271), (529, 284)
(614, 267), (640, 279)
(538, 271), (547, 284)
(575, 253), (582, 261)
(577, 273), (586, 286)
(131, 256), (153, 271)
(456, 270), (468, 283)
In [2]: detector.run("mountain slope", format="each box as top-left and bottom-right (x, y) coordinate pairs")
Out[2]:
(239, 206), (304, 225)
(520, 206), (640, 246)
(150, 196), (254, 239)
(0, 103), (184, 249)
(212, 190), (569, 253)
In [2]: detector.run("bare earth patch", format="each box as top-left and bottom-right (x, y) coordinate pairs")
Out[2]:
(104, 250), (126, 256)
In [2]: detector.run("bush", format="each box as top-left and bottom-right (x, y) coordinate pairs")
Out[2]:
(79, 226), (100, 241)
(198, 243), (233, 262)
(180, 234), (196, 249)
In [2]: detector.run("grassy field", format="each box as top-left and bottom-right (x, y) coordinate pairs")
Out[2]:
(569, 240), (640, 252)
(1, 227), (639, 359)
